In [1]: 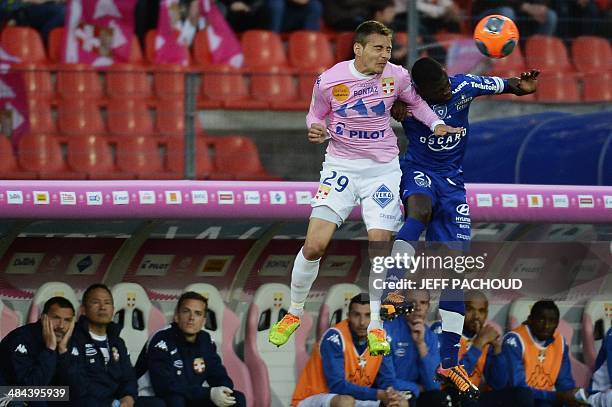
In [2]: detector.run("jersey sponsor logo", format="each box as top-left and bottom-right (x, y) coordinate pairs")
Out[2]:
(353, 86), (378, 97)
(456, 203), (470, 216)
(413, 171), (431, 188)
(347, 129), (386, 139)
(433, 104), (447, 119)
(471, 82), (499, 92)
(455, 94), (473, 111)
(452, 81), (469, 94)
(332, 84), (350, 102)
(372, 184), (393, 208)
(419, 129), (467, 152)
(381, 77), (395, 94)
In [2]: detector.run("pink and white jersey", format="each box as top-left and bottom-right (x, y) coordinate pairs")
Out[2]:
(306, 60), (443, 163)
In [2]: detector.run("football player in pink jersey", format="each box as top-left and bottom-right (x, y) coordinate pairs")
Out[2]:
(269, 20), (461, 359)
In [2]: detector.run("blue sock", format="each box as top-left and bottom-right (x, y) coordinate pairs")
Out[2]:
(439, 289), (465, 368)
(396, 217), (426, 242)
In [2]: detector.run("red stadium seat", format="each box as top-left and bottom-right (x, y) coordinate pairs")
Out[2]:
(536, 71), (580, 103)
(298, 72), (321, 102)
(241, 30), (287, 68)
(583, 71), (612, 102)
(434, 32), (470, 50)
(489, 46), (526, 75)
(525, 35), (572, 72)
(199, 65), (268, 110)
(164, 138), (186, 177)
(212, 135), (280, 180)
(572, 36), (612, 73)
(195, 137), (215, 179)
(106, 64), (152, 100)
(1, 26), (47, 64)
(58, 99), (105, 136)
(116, 136), (180, 179)
(129, 35), (144, 64)
(48, 27), (64, 63)
(153, 65), (185, 101)
(250, 66), (306, 110)
(288, 31), (334, 72)
(0, 136), (36, 179)
(156, 99), (185, 138)
(192, 30), (213, 66)
(56, 64), (104, 101)
(334, 32), (354, 63)
(67, 135), (134, 179)
(18, 134), (86, 179)
(16, 64), (54, 102)
(28, 99), (57, 134)
(107, 99), (153, 136)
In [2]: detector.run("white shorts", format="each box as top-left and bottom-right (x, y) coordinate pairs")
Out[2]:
(588, 390), (612, 407)
(311, 154), (402, 232)
(297, 393), (380, 407)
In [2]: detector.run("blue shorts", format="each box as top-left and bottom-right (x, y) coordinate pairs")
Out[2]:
(400, 163), (470, 246)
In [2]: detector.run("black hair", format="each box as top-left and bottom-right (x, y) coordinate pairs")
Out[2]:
(530, 300), (560, 319)
(176, 291), (208, 313)
(81, 283), (113, 305)
(411, 57), (446, 90)
(43, 296), (75, 314)
(465, 290), (488, 304)
(354, 20), (393, 47)
(348, 293), (370, 313)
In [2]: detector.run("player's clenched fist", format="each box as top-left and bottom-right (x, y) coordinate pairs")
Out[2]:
(433, 123), (465, 137)
(308, 123), (328, 144)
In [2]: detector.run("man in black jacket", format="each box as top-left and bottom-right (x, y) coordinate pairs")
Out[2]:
(0, 296), (76, 404)
(138, 291), (246, 407)
(64, 284), (138, 407)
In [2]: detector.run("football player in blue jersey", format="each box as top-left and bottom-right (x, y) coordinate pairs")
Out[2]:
(388, 57), (539, 398)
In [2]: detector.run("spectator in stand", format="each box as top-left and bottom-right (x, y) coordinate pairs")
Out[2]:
(323, 0), (370, 31)
(267, 0), (322, 33)
(472, 0), (558, 36)
(0, 0), (65, 41)
(417, 0), (463, 35)
(221, 0), (268, 33)
(553, 0), (601, 39)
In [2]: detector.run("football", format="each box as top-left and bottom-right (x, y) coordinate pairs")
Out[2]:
(473, 14), (520, 58)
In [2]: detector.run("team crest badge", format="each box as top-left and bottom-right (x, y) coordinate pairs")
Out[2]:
(381, 77), (395, 95)
(433, 104), (447, 119)
(372, 184), (393, 208)
(193, 357), (206, 374)
(315, 184), (331, 200)
(112, 347), (120, 362)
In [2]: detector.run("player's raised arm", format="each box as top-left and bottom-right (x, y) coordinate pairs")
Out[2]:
(505, 69), (540, 96)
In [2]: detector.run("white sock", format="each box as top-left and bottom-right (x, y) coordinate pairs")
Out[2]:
(288, 247), (320, 317)
(368, 300), (382, 331)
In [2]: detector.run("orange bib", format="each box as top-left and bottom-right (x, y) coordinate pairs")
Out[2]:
(291, 320), (383, 405)
(513, 324), (564, 391)
(459, 336), (488, 387)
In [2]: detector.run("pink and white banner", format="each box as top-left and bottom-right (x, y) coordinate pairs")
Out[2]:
(0, 48), (29, 149)
(63, 0), (137, 67)
(155, 0), (243, 67)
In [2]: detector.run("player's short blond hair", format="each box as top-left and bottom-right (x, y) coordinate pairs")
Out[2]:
(354, 20), (393, 48)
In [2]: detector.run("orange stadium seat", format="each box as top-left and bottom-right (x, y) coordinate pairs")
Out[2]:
(572, 36), (612, 73)
(16, 64), (55, 102)
(525, 35), (573, 72)
(18, 134), (86, 179)
(288, 31), (334, 72)
(67, 135), (134, 179)
(488, 46), (526, 75)
(250, 66), (307, 110)
(212, 135), (280, 180)
(334, 32), (354, 63)
(536, 71), (580, 103)
(199, 65), (268, 110)
(1, 26), (47, 64)
(0, 136), (37, 179)
(28, 99), (57, 134)
(56, 64), (104, 101)
(192, 30), (213, 66)
(106, 63), (152, 100)
(145, 30), (157, 64)
(156, 99), (185, 138)
(195, 137), (215, 179)
(164, 138), (186, 177)
(241, 30), (287, 68)
(116, 136), (181, 179)
(48, 27), (65, 63)
(107, 99), (153, 137)
(583, 71), (612, 102)
(153, 65), (185, 101)
(58, 99), (105, 136)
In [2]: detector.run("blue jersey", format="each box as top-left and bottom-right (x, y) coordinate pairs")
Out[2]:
(401, 74), (508, 177)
